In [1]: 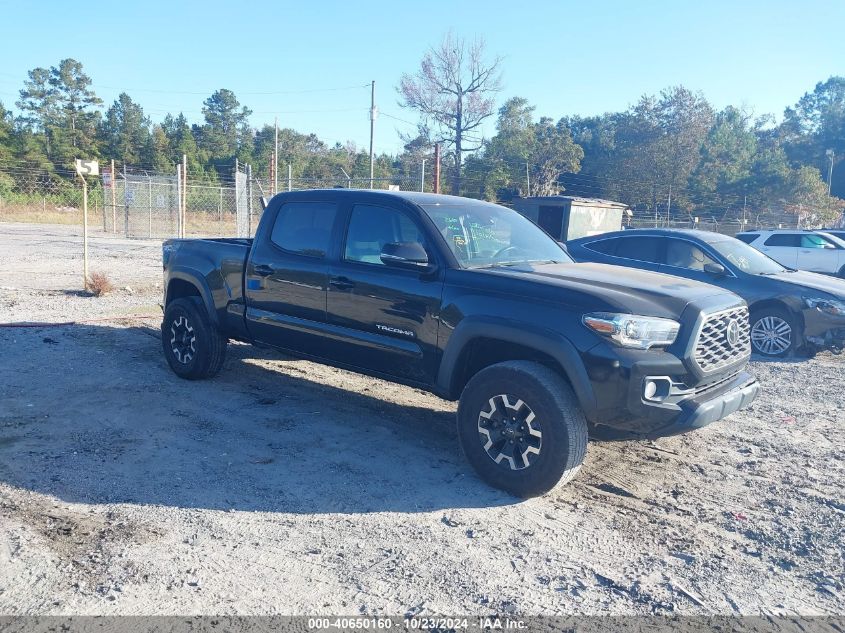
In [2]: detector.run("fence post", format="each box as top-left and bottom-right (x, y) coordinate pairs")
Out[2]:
(247, 164), (253, 236)
(181, 154), (187, 238)
(123, 166), (129, 238)
(176, 166), (182, 239)
(148, 176), (153, 238)
(111, 160), (117, 233)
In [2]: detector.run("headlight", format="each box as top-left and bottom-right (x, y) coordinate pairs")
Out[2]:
(804, 296), (845, 316)
(582, 312), (680, 349)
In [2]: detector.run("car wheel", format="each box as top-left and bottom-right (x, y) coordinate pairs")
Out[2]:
(457, 360), (588, 497)
(838, 265), (845, 279)
(750, 307), (797, 358)
(161, 297), (227, 379)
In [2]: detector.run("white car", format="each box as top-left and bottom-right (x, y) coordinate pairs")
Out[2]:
(736, 230), (845, 277)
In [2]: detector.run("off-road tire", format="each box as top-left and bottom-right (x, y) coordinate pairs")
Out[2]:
(161, 297), (227, 379)
(750, 306), (798, 358)
(457, 360), (588, 497)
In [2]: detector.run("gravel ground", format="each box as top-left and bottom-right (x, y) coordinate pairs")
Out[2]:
(0, 223), (843, 616)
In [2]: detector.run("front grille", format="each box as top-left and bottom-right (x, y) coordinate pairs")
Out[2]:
(693, 306), (751, 373)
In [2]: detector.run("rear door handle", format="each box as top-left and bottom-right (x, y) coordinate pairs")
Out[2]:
(254, 264), (275, 276)
(329, 276), (355, 290)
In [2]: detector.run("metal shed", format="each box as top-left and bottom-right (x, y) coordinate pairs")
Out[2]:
(512, 195), (630, 241)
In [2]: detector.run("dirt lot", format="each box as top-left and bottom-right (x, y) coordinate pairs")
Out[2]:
(0, 222), (843, 616)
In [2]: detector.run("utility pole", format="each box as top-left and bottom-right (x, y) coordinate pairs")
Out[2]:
(369, 80), (376, 189)
(420, 159), (426, 193)
(434, 143), (441, 194)
(287, 163), (292, 191)
(525, 162), (531, 196)
(742, 195), (747, 227)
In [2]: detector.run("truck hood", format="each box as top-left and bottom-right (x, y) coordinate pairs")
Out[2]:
(477, 261), (737, 318)
(766, 269), (845, 299)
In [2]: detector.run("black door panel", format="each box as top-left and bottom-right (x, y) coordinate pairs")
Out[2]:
(326, 203), (443, 383)
(245, 201), (338, 355)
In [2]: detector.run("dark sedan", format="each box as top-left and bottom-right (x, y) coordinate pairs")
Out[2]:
(566, 228), (845, 357)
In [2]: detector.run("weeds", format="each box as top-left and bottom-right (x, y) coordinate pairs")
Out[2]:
(86, 271), (114, 297)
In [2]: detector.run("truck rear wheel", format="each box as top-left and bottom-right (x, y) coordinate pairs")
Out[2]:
(161, 297), (227, 380)
(457, 361), (588, 497)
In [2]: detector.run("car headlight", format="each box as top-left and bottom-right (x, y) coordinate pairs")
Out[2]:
(804, 296), (845, 316)
(582, 312), (680, 349)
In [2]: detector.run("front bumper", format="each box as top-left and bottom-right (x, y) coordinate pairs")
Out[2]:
(582, 342), (759, 440)
(638, 372), (759, 438)
(802, 307), (845, 350)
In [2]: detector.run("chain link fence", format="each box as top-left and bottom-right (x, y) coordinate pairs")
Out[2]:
(1, 162), (839, 242)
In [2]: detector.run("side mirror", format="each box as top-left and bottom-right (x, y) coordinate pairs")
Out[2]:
(703, 262), (727, 276)
(380, 242), (431, 270)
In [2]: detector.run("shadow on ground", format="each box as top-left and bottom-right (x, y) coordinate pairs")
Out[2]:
(0, 322), (522, 514)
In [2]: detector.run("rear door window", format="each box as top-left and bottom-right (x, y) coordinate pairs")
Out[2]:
(270, 202), (338, 258)
(763, 233), (801, 247)
(614, 236), (665, 264)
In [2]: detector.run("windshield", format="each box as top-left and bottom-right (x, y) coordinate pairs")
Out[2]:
(711, 236), (786, 275)
(421, 199), (572, 268)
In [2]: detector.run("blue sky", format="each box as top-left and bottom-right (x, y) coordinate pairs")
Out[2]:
(1, 0), (843, 155)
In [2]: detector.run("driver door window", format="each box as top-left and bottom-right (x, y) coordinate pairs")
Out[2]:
(665, 239), (717, 271)
(798, 233), (839, 273)
(344, 204), (427, 265)
(801, 234), (835, 249)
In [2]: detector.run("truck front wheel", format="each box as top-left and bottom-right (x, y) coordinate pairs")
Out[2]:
(161, 297), (227, 380)
(457, 361), (588, 497)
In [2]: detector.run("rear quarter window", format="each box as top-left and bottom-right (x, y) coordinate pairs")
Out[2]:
(584, 238), (619, 256)
(735, 233), (758, 244)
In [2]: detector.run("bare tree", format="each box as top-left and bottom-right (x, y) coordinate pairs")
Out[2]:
(399, 33), (502, 195)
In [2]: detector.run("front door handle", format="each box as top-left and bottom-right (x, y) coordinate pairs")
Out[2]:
(254, 264), (275, 276)
(329, 276), (355, 290)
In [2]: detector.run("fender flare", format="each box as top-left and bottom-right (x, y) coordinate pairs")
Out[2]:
(165, 268), (219, 327)
(436, 316), (598, 416)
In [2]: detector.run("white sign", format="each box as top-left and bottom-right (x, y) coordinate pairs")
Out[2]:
(102, 170), (112, 188)
(75, 159), (99, 177)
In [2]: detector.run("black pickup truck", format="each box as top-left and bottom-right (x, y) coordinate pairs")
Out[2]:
(161, 190), (759, 496)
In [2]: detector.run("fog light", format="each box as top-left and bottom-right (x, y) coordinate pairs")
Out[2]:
(643, 377), (671, 402)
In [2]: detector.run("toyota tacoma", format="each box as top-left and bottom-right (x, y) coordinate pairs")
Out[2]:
(161, 190), (760, 496)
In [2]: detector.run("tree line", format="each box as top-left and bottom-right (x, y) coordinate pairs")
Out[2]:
(1, 45), (843, 226)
